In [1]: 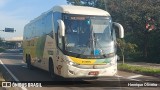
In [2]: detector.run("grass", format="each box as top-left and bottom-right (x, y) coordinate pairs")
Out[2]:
(0, 73), (5, 81)
(0, 68), (5, 84)
(118, 63), (160, 76)
(0, 73), (5, 87)
(0, 47), (5, 53)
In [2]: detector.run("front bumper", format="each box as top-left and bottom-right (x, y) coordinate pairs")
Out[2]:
(62, 63), (117, 78)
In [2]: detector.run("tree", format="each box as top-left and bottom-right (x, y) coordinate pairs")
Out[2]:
(117, 39), (137, 64)
(105, 0), (160, 60)
(67, 0), (105, 9)
(0, 37), (4, 47)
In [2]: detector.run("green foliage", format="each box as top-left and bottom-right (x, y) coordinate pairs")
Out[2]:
(0, 48), (5, 53)
(67, 0), (105, 9)
(67, 0), (82, 5)
(106, 0), (160, 60)
(0, 37), (4, 47)
(118, 64), (160, 75)
(117, 39), (137, 64)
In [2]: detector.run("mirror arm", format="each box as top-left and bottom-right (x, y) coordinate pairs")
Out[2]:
(57, 20), (65, 36)
(113, 22), (124, 38)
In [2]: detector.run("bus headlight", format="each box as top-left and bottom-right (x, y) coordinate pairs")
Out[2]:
(65, 60), (79, 66)
(69, 61), (77, 66)
(64, 56), (79, 66)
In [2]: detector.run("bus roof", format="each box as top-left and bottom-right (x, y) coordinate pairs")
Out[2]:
(51, 5), (110, 16)
(27, 5), (110, 25)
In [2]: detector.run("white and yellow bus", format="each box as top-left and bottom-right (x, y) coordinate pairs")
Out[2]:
(23, 5), (124, 79)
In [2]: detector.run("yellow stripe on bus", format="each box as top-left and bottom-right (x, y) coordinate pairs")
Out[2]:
(69, 56), (96, 65)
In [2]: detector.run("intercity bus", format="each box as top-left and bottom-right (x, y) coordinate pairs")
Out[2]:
(23, 5), (124, 78)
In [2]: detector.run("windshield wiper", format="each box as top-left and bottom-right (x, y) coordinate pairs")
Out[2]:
(76, 28), (105, 58)
(76, 28), (94, 58)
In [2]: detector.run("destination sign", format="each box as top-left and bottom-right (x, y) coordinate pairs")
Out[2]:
(70, 17), (85, 20)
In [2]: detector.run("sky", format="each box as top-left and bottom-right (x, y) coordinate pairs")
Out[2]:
(0, 0), (67, 40)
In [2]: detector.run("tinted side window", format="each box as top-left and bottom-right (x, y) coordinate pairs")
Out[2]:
(45, 13), (52, 34)
(53, 12), (63, 50)
(53, 12), (62, 33)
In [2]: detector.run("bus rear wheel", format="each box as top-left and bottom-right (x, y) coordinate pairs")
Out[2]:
(26, 55), (33, 70)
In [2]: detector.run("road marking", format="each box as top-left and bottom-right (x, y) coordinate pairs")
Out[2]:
(22, 65), (28, 68)
(21, 61), (28, 68)
(21, 61), (26, 64)
(127, 78), (140, 81)
(0, 60), (19, 81)
(127, 75), (143, 79)
(0, 59), (28, 90)
(115, 75), (140, 81)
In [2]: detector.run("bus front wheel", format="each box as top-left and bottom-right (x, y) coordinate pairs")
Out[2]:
(26, 55), (33, 70)
(49, 59), (56, 79)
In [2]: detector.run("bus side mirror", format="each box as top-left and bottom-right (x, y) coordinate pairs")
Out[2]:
(57, 20), (65, 36)
(113, 22), (124, 38)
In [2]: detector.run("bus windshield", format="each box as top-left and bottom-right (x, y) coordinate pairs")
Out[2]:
(63, 14), (115, 59)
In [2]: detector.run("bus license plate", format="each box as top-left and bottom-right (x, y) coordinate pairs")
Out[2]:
(88, 71), (99, 75)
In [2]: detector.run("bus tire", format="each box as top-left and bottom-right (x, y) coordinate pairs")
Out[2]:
(26, 54), (33, 70)
(49, 59), (61, 80)
(49, 59), (55, 79)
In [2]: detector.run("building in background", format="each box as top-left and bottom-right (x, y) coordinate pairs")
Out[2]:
(4, 36), (23, 49)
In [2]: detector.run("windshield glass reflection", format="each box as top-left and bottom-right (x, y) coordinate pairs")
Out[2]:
(63, 14), (114, 58)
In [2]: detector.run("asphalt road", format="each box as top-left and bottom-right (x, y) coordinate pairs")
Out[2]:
(0, 49), (159, 90)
